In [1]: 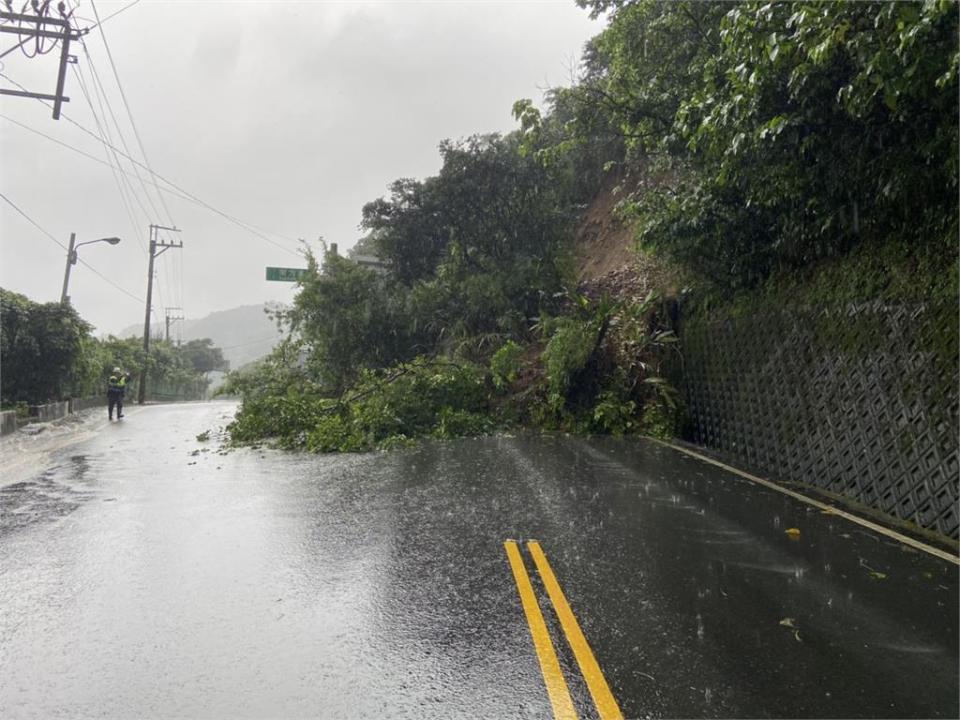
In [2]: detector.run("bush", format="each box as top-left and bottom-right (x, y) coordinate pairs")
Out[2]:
(305, 414), (366, 453)
(227, 356), (496, 452)
(227, 393), (334, 448)
(490, 341), (524, 390)
(541, 315), (599, 401)
(431, 407), (496, 439)
(343, 358), (491, 450)
(590, 389), (637, 436)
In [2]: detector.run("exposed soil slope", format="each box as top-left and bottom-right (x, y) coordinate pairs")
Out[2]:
(574, 184), (679, 303)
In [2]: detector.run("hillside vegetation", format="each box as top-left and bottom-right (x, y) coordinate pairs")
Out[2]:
(222, 0), (958, 452)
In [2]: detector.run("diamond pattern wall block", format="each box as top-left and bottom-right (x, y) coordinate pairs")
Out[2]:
(674, 301), (959, 539)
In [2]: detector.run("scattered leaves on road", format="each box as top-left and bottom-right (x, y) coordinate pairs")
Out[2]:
(859, 558), (889, 580)
(779, 618), (803, 642)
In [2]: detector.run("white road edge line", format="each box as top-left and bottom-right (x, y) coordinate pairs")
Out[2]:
(648, 438), (960, 566)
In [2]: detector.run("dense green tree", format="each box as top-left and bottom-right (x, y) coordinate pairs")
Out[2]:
(180, 338), (229, 374)
(361, 177), (449, 285)
(0, 288), (226, 406)
(1, 289), (94, 404)
(285, 252), (419, 394)
(99, 336), (143, 379)
(362, 134), (575, 343)
(98, 336), (218, 401)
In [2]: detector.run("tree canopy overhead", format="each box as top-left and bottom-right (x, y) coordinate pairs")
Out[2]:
(535, 0), (960, 289)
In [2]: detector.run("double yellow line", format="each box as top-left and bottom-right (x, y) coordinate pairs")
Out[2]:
(504, 540), (623, 720)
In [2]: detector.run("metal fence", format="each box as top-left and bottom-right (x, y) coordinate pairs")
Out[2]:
(676, 300), (958, 539)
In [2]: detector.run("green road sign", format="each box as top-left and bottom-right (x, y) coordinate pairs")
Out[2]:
(266, 266), (308, 282)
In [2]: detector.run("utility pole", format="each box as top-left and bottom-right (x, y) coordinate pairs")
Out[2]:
(139, 224), (182, 404)
(165, 307), (184, 343)
(0, 8), (81, 119)
(61, 232), (77, 304)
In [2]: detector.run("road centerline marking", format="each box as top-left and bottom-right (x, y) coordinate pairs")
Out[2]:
(503, 540), (578, 720)
(527, 541), (624, 720)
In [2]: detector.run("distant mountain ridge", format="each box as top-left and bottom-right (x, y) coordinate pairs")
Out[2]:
(115, 303), (285, 371)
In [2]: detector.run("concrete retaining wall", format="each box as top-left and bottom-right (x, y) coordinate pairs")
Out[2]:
(675, 300), (958, 539)
(1, 410), (17, 436)
(0, 397), (103, 436)
(69, 396), (104, 413)
(29, 401), (71, 423)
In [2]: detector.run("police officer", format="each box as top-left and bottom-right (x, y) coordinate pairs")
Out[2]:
(107, 366), (128, 420)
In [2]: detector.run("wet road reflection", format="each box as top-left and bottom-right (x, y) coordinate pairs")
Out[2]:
(0, 401), (956, 718)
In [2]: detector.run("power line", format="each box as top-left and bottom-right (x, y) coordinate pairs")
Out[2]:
(90, 0), (174, 228)
(68, 49), (169, 316)
(0, 113), (198, 206)
(8, 99), (153, 321)
(69, 61), (146, 254)
(0, 189), (68, 250)
(71, 19), (163, 244)
(80, 0), (142, 32)
(9, 2), (66, 60)
(218, 334), (285, 350)
(0, 189), (145, 303)
(1, 110), (292, 311)
(0, 73), (302, 257)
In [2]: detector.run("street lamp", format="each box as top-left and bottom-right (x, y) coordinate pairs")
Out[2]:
(60, 232), (122, 304)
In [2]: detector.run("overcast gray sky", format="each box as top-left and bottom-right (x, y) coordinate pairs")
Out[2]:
(0, 0), (602, 335)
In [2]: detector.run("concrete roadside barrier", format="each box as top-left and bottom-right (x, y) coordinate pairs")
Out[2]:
(1, 410), (17, 436)
(29, 401), (71, 423)
(0, 397), (102, 436)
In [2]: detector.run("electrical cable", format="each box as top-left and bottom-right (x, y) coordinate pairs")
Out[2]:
(0, 1), (79, 61)
(69, 60), (147, 256)
(0, 109), (291, 324)
(0, 113), (198, 206)
(72, 11), (178, 319)
(72, 19), (165, 240)
(0, 189), (145, 303)
(66, 25), (175, 320)
(0, 189), (67, 250)
(90, 0), (174, 228)
(0, 73), (302, 257)
(217, 334), (284, 350)
(79, 0), (141, 32)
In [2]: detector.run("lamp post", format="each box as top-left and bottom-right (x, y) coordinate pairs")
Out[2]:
(60, 232), (122, 304)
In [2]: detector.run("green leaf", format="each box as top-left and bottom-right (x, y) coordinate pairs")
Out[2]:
(883, 87), (898, 111)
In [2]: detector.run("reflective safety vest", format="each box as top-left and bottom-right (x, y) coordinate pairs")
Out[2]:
(108, 375), (126, 394)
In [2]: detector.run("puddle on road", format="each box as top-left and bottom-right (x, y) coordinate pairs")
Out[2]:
(0, 463), (99, 537)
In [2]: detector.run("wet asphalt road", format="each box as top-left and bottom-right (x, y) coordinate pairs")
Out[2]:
(0, 400), (957, 719)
